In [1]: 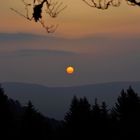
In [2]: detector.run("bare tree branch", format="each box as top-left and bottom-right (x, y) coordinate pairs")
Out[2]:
(39, 19), (58, 33)
(10, 8), (32, 20)
(45, 0), (67, 18)
(83, 0), (140, 9)
(10, 0), (66, 33)
(82, 0), (120, 9)
(126, 0), (140, 6)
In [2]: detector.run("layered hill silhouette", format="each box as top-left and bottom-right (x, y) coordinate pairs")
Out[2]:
(2, 81), (140, 119)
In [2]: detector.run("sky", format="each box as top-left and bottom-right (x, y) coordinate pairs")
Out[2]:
(0, 0), (140, 87)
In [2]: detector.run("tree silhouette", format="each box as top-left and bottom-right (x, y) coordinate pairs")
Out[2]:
(101, 101), (108, 118)
(0, 85), (15, 138)
(112, 86), (140, 139)
(65, 96), (91, 124)
(64, 96), (91, 139)
(11, 0), (67, 33)
(1, 84), (140, 140)
(90, 99), (103, 139)
(100, 101), (111, 139)
(82, 0), (140, 9)
(83, 0), (121, 10)
(127, 0), (140, 6)
(20, 100), (51, 140)
(112, 86), (140, 120)
(91, 98), (101, 119)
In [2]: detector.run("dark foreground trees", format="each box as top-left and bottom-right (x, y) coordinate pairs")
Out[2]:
(0, 84), (140, 140)
(64, 86), (140, 140)
(112, 86), (140, 139)
(0, 85), (54, 139)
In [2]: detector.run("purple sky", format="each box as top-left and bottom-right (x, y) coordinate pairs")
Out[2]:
(0, 33), (140, 86)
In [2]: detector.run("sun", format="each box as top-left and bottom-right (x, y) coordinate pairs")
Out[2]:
(66, 66), (75, 74)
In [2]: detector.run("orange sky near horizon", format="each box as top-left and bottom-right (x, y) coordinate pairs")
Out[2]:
(1, 0), (140, 87)
(1, 0), (140, 38)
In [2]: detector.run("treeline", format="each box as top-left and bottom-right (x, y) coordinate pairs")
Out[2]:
(0, 85), (140, 139)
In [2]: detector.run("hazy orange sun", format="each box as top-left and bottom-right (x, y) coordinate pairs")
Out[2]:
(66, 66), (74, 74)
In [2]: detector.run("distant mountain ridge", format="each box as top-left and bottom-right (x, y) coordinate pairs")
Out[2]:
(2, 81), (140, 120)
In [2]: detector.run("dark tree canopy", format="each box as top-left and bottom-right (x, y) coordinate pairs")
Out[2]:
(112, 86), (140, 121)
(0, 84), (140, 140)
